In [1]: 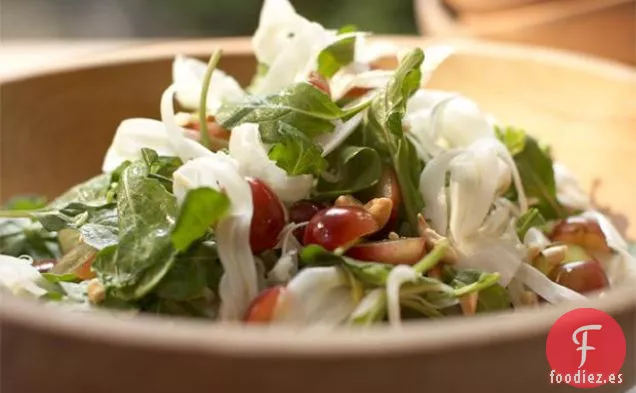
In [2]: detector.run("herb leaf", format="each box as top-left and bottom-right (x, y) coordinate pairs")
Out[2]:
(171, 188), (231, 252)
(314, 145), (382, 199)
(93, 161), (178, 301)
(48, 174), (111, 209)
(266, 123), (328, 176)
(4, 195), (48, 211)
(449, 268), (510, 312)
(317, 35), (356, 78)
(497, 127), (567, 219)
(516, 208), (546, 239)
(217, 82), (344, 137)
(363, 48), (425, 234)
(300, 244), (393, 286)
(155, 241), (221, 301)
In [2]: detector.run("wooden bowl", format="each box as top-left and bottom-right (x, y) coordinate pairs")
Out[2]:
(1, 38), (636, 393)
(416, 0), (636, 65)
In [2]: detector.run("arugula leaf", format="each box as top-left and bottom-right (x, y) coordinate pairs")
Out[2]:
(495, 126), (525, 155)
(300, 244), (393, 286)
(48, 174), (111, 209)
(0, 219), (59, 259)
(476, 284), (511, 312)
(449, 268), (510, 312)
(31, 202), (118, 250)
(41, 272), (80, 284)
(217, 82), (344, 137)
(266, 123), (328, 176)
(155, 240), (222, 301)
(362, 48), (425, 234)
(317, 34), (356, 78)
(93, 161), (179, 301)
(4, 195), (48, 211)
(497, 127), (567, 219)
(314, 145), (382, 199)
(516, 208), (546, 239)
(171, 188), (230, 252)
(141, 148), (183, 193)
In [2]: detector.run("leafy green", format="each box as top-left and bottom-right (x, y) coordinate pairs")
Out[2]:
(41, 272), (80, 284)
(93, 161), (178, 301)
(0, 198), (60, 258)
(217, 82), (344, 137)
(48, 174), (111, 209)
(141, 148), (183, 193)
(476, 284), (511, 312)
(362, 48), (425, 235)
(300, 244), (393, 286)
(516, 208), (546, 239)
(495, 126), (525, 155)
(317, 34), (356, 78)
(449, 269), (510, 312)
(155, 241), (221, 301)
(0, 219), (59, 259)
(314, 145), (382, 199)
(4, 195), (48, 211)
(31, 202), (118, 250)
(171, 188), (230, 252)
(497, 127), (567, 219)
(266, 123), (328, 176)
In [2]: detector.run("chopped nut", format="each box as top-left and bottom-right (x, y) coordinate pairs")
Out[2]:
(364, 197), (393, 228)
(460, 292), (479, 315)
(521, 290), (539, 306)
(427, 265), (443, 280)
(526, 245), (542, 261)
(334, 195), (363, 208)
(416, 214), (429, 237)
(87, 279), (105, 304)
(387, 232), (400, 240)
(541, 245), (568, 265)
(417, 214), (459, 264)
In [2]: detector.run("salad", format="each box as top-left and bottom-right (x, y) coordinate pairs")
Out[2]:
(1, 0), (634, 327)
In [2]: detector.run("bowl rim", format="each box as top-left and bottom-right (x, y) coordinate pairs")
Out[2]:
(1, 37), (635, 356)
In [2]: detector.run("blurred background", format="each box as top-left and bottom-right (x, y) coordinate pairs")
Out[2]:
(0, 0), (634, 72)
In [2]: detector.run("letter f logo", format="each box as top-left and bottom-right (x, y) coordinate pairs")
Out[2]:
(572, 324), (602, 368)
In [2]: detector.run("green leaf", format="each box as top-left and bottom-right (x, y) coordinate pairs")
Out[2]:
(266, 123), (328, 176)
(516, 208), (546, 239)
(314, 145), (382, 198)
(449, 268), (510, 312)
(495, 126), (526, 155)
(93, 161), (179, 301)
(31, 202), (118, 250)
(499, 127), (567, 219)
(171, 188), (230, 252)
(155, 242), (220, 301)
(317, 35), (356, 78)
(300, 244), (393, 286)
(476, 284), (511, 312)
(0, 219), (60, 259)
(48, 174), (111, 209)
(363, 48), (425, 235)
(141, 148), (183, 193)
(41, 272), (80, 284)
(217, 82), (344, 137)
(4, 195), (48, 211)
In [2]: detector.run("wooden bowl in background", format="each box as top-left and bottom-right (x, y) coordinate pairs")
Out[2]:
(416, 0), (636, 64)
(1, 37), (635, 393)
